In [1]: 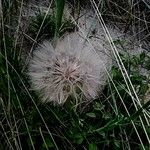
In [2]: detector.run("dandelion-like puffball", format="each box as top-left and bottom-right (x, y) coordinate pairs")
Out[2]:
(28, 32), (109, 104)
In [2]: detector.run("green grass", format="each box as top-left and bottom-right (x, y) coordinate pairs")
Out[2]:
(55, 0), (66, 38)
(0, 0), (150, 150)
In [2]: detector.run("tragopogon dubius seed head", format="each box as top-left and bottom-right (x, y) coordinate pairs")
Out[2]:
(28, 32), (108, 104)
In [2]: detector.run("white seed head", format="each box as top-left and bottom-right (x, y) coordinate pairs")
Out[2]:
(28, 32), (108, 104)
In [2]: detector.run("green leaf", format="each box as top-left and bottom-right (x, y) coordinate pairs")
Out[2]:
(140, 52), (146, 61)
(94, 102), (104, 111)
(73, 134), (84, 144)
(86, 112), (96, 118)
(55, 0), (66, 37)
(42, 138), (54, 148)
(139, 84), (148, 95)
(114, 140), (120, 148)
(89, 143), (98, 150)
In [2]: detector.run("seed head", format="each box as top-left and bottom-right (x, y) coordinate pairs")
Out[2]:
(28, 32), (107, 104)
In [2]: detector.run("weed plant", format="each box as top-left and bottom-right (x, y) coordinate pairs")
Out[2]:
(0, 0), (150, 150)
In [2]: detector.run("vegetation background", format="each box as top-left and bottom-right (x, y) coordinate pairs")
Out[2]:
(0, 0), (150, 149)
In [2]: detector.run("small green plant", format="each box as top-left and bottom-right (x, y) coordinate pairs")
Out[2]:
(28, 12), (76, 41)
